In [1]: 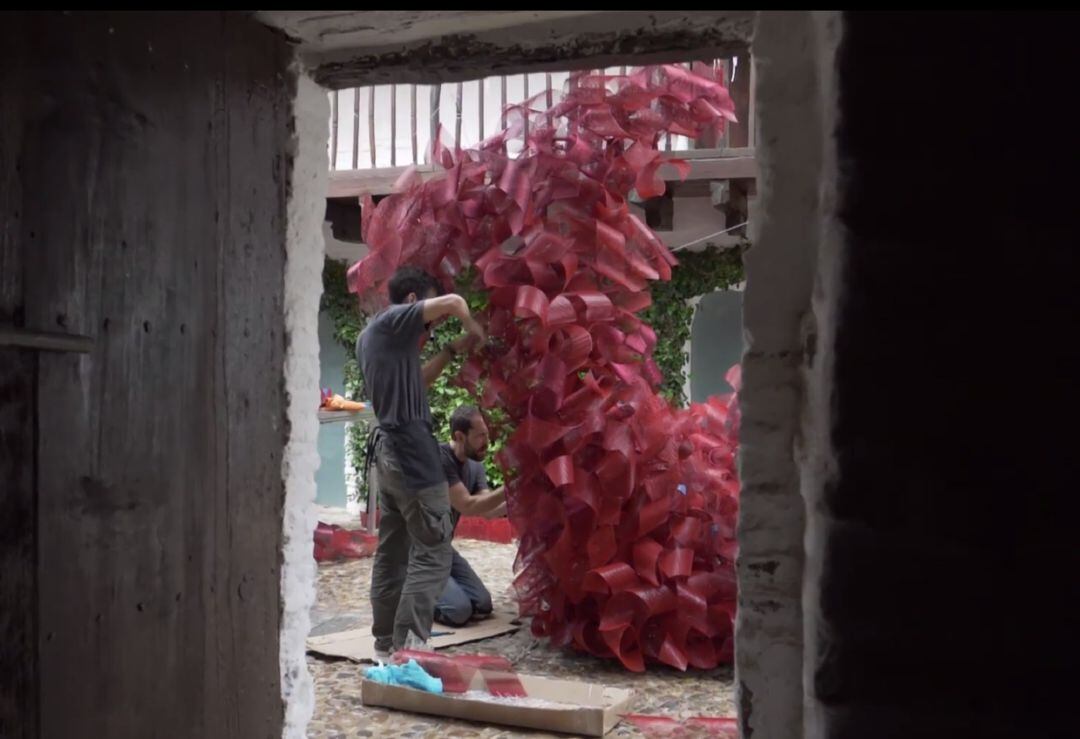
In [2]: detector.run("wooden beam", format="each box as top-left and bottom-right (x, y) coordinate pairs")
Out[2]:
(304, 10), (753, 88)
(662, 148), (758, 180)
(328, 164), (440, 199)
(669, 179), (722, 198)
(0, 327), (94, 353)
(328, 147), (757, 198)
(675, 146), (754, 160)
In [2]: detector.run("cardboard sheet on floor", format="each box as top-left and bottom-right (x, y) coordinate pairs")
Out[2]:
(362, 673), (633, 736)
(306, 612), (520, 663)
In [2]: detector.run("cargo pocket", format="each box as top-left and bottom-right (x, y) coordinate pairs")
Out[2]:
(406, 497), (453, 547)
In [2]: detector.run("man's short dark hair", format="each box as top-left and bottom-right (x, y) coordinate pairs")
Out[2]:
(388, 266), (440, 304)
(450, 404), (482, 437)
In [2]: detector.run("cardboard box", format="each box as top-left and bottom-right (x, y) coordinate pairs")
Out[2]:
(361, 672), (634, 736)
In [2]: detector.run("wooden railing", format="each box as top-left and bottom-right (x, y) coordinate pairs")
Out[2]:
(326, 57), (753, 179)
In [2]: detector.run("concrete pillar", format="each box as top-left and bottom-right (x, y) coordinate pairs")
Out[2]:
(279, 70), (329, 739)
(736, 11), (841, 738)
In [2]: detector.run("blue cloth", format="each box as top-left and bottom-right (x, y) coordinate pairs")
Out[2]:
(365, 659), (443, 694)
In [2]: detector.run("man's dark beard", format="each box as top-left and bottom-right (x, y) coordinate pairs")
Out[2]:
(467, 446), (487, 462)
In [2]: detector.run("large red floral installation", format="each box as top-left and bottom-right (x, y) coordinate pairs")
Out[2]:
(348, 65), (741, 671)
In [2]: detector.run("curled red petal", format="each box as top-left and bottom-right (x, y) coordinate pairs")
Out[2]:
(583, 561), (639, 594)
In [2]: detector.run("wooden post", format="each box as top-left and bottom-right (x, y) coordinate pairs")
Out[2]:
(330, 89), (339, 170)
(478, 79), (485, 141)
(749, 55), (756, 148)
(522, 73), (530, 146)
(390, 84), (397, 167)
(429, 84), (441, 164)
(545, 72), (554, 130)
(410, 84), (418, 165)
(719, 59), (731, 149)
(454, 81), (463, 148)
(663, 63), (672, 151)
(368, 86), (376, 168)
(0, 347), (37, 739)
(500, 76), (507, 131)
(351, 88), (360, 169)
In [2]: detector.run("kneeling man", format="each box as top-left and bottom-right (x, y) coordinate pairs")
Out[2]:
(434, 404), (507, 626)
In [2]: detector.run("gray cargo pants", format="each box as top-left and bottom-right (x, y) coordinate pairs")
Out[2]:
(369, 435), (454, 652)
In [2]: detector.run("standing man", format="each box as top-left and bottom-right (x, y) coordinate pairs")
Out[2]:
(357, 266), (485, 659)
(434, 405), (507, 627)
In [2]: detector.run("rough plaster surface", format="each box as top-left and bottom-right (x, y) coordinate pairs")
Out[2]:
(256, 11), (603, 53)
(279, 69), (329, 739)
(736, 11), (840, 738)
(800, 13), (843, 739)
(274, 11), (753, 87)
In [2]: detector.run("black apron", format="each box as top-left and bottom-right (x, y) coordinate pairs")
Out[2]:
(365, 418), (446, 493)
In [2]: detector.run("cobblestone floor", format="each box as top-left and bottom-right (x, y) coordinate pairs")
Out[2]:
(307, 539), (735, 738)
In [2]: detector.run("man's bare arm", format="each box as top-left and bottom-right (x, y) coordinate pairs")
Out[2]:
(448, 482), (505, 517)
(484, 498), (507, 519)
(421, 346), (455, 387)
(421, 295), (486, 342)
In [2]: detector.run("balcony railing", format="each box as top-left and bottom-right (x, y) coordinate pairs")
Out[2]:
(326, 57), (754, 178)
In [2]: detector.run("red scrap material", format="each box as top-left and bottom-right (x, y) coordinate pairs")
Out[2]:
(313, 522), (377, 562)
(348, 65), (741, 671)
(625, 715), (739, 738)
(455, 515), (517, 544)
(392, 650), (528, 697)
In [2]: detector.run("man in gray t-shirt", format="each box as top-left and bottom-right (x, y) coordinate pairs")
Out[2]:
(357, 266), (485, 657)
(433, 405), (506, 627)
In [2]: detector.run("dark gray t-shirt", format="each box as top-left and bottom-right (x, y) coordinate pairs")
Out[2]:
(356, 302), (431, 426)
(440, 443), (488, 531)
(357, 302), (444, 490)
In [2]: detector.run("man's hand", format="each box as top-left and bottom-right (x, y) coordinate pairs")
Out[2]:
(450, 333), (480, 355)
(462, 315), (486, 344)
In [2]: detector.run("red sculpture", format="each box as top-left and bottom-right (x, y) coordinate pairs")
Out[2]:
(349, 64), (741, 671)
